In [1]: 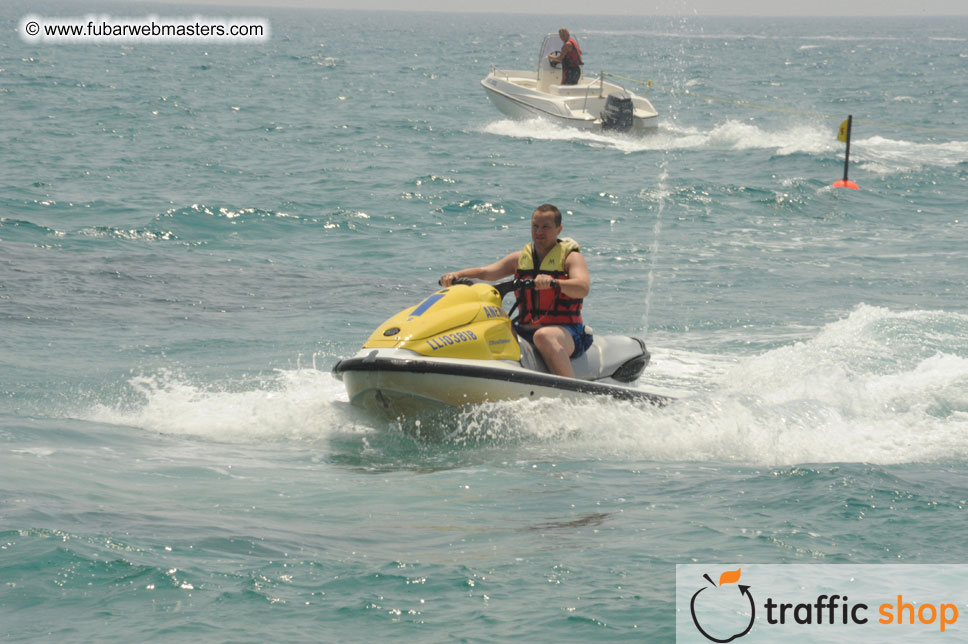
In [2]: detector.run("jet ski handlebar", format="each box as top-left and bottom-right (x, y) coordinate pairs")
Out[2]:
(438, 277), (533, 298)
(496, 279), (531, 297)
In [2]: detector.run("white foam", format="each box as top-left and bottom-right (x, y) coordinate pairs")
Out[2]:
(481, 117), (835, 156)
(481, 118), (968, 173)
(82, 367), (367, 443)
(437, 306), (968, 466)
(855, 135), (968, 174)
(481, 117), (668, 154)
(79, 307), (968, 466)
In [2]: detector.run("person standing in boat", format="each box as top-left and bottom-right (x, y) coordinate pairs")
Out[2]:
(548, 28), (583, 85)
(439, 204), (592, 378)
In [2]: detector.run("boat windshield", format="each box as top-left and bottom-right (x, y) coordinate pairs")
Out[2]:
(538, 33), (563, 68)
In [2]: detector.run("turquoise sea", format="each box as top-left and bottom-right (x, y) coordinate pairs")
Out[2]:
(2, 2), (968, 641)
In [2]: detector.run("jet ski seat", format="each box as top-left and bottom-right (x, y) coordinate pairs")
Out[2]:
(517, 333), (650, 383)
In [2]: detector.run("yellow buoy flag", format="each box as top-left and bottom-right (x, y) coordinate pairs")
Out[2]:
(837, 118), (850, 142)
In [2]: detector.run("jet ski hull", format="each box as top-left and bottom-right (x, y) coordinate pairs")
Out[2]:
(333, 349), (670, 420)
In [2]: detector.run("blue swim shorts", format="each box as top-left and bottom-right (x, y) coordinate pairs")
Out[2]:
(514, 323), (594, 359)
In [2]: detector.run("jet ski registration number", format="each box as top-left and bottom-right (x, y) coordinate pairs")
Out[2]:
(427, 330), (478, 351)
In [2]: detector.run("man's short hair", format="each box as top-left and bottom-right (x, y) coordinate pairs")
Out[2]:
(534, 203), (562, 226)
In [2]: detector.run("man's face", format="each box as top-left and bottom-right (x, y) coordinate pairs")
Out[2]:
(531, 211), (561, 248)
(559, 30), (568, 43)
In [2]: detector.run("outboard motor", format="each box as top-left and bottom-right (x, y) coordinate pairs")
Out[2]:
(601, 94), (634, 131)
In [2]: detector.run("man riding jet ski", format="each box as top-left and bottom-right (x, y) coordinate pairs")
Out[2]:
(332, 204), (670, 419)
(441, 203), (590, 379)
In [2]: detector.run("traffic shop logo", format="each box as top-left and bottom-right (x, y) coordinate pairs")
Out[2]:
(689, 569), (755, 643)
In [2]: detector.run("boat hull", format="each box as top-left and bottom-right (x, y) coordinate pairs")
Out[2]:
(481, 71), (659, 133)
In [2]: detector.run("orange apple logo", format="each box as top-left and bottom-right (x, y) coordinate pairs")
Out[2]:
(690, 569), (755, 642)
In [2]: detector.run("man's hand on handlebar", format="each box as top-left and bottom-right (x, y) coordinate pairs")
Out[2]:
(532, 274), (557, 290)
(439, 273), (475, 287)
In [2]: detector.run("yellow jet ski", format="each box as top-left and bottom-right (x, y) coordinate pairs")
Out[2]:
(332, 279), (671, 419)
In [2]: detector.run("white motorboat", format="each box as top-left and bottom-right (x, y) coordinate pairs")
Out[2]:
(332, 280), (670, 424)
(481, 33), (659, 133)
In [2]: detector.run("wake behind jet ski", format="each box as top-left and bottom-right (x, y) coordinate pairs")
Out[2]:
(332, 278), (671, 420)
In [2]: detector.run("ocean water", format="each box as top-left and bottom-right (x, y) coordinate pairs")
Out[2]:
(2, 2), (968, 641)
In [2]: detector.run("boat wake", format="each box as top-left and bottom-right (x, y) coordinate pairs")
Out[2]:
(481, 118), (968, 173)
